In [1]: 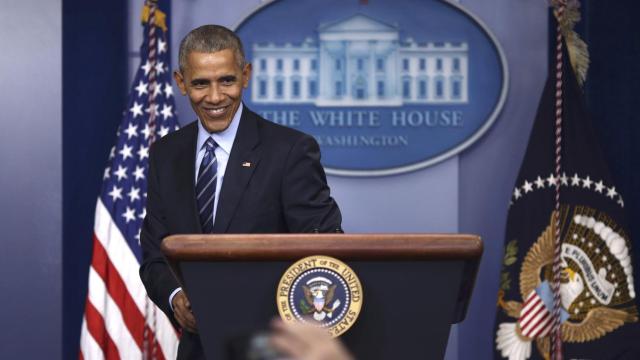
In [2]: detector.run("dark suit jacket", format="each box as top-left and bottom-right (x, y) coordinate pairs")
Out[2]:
(139, 107), (342, 359)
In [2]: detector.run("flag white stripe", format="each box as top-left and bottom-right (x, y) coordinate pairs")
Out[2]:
(87, 266), (142, 359)
(537, 322), (552, 338)
(520, 299), (545, 329)
(153, 311), (180, 359)
(522, 308), (551, 337)
(83, 5), (182, 357)
(521, 291), (540, 314)
(95, 198), (179, 355)
(528, 315), (552, 338)
(94, 198), (147, 314)
(80, 316), (105, 360)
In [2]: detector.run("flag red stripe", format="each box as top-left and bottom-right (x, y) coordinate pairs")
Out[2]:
(536, 322), (553, 338)
(91, 233), (170, 358)
(520, 304), (548, 329)
(529, 309), (551, 331)
(145, 325), (168, 360)
(91, 234), (145, 349)
(529, 311), (553, 339)
(521, 292), (539, 313)
(84, 298), (121, 360)
(518, 293), (537, 320)
(156, 341), (168, 360)
(523, 307), (551, 337)
(520, 297), (545, 328)
(521, 306), (545, 331)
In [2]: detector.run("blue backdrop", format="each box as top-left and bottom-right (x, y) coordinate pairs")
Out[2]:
(0, 0), (636, 359)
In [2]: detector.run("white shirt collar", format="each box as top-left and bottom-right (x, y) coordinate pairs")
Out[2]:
(196, 102), (243, 155)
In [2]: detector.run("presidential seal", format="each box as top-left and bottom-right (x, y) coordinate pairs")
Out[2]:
(276, 255), (363, 337)
(496, 206), (638, 360)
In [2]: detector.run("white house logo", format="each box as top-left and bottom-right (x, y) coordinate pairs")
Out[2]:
(251, 14), (469, 107)
(235, 0), (507, 176)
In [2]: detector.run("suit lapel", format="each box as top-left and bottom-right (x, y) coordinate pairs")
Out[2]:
(212, 109), (261, 233)
(173, 122), (203, 233)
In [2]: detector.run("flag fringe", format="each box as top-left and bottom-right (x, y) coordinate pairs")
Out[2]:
(552, 0), (590, 86)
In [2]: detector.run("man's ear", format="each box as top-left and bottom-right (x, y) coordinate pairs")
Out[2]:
(174, 70), (187, 95)
(242, 63), (252, 89)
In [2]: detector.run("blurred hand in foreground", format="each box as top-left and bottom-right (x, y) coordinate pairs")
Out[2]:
(269, 318), (354, 360)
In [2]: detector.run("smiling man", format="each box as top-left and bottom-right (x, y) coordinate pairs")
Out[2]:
(139, 25), (342, 359)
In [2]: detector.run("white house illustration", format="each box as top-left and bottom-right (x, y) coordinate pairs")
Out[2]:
(251, 14), (469, 107)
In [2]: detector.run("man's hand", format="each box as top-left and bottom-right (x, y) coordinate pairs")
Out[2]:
(269, 318), (353, 360)
(171, 290), (197, 333)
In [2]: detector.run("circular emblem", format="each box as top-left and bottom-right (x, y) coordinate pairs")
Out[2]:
(235, 0), (508, 176)
(496, 206), (639, 358)
(276, 255), (363, 337)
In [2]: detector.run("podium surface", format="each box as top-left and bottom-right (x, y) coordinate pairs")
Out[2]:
(162, 234), (482, 359)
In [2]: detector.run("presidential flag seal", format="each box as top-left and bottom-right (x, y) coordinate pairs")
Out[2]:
(496, 207), (638, 359)
(276, 255), (363, 337)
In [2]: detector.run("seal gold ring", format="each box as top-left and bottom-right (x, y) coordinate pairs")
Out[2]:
(276, 255), (363, 337)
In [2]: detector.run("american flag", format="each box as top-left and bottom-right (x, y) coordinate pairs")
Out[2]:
(80, 2), (179, 359)
(518, 283), (556, 340)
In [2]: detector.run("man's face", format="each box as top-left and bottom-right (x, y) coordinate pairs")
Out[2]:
(174, 49), (251, 133)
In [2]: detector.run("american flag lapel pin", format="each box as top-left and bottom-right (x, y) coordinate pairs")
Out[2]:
(242, 161), (251, 168)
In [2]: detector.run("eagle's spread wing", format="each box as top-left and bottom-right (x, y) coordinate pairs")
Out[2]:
(501, 300), (523, 319)
(303, 286), (314, 305)
(520, 213), (556, 300)
(325, 285), (336, 304)
(535, 337), (550, 360)
(562, 307), (635, 343)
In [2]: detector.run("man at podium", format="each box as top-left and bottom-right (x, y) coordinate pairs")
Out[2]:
(139, 24), (342, 359)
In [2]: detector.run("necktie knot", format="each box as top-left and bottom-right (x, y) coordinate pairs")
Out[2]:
(205, 137), (218, 152)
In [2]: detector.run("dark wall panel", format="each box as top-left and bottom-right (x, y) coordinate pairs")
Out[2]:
(62, 0), (127, 358)
(583, 0), (640, 272)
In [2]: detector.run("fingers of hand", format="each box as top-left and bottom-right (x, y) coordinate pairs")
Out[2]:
(173, 307), (188, 329)
(183, 309), (197, 331)
(171, 290), (185, 310)
(269, 319), (352, 360)
(277, 319), (330, 346)
(181, 293), (191, 310)
(269, 332), (307, 358)
(175, 307), (197, 333)
(269, 319), (317, 358)
(292, 322), (330, 345)
(173, 292), (197, 333)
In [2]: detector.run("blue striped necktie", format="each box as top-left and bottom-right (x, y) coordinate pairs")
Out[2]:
(196, 137), (218, 233)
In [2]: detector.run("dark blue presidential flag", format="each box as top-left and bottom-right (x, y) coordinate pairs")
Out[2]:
(493, 18), (640, 360)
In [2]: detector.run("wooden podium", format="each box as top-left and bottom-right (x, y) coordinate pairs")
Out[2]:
(162, 234), (482, 359)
